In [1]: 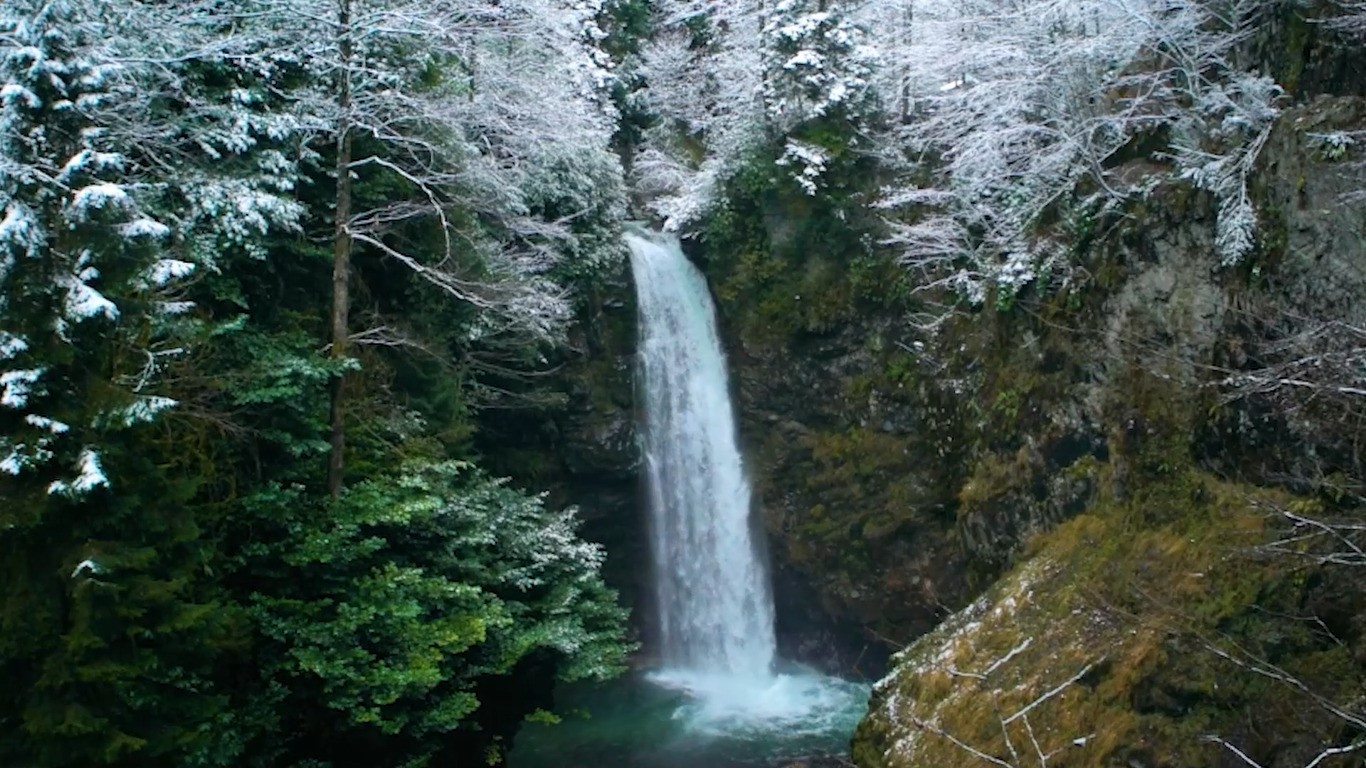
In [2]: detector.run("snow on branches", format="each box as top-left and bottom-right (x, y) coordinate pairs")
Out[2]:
(864, 0), (1281, 305)
(231, 0), (623, 340)
(634, 0), (878, 226)
(761, 0), (877, 129)
(2, 0), (625, 500)
(0, 0), (193, 496)
(633, 0), (767, 229)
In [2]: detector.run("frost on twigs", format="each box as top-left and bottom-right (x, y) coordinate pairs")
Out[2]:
(1168, 72), (1281, 267)
(863, 0), (1282, 298)
(1327, 0), (1366, 36)
(633, 0), (766, 230)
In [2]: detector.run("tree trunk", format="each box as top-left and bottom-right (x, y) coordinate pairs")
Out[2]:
(901, 1), (914, 123)
(327, 0), (354, 498)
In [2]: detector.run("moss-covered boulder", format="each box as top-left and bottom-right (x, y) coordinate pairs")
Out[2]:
(854, 466), (1364, 768)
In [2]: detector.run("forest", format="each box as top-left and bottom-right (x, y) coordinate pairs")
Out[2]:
(1, 0), (1363, 767)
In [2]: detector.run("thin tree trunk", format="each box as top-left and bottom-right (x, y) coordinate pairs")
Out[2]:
(901, 1), (914, 123)
(327, 0), (354, 498)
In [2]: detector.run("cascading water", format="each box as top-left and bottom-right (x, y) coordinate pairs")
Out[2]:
(625, 230), (868, 736)
(628, 230), (776, 680)
(507, 230), (870, 768)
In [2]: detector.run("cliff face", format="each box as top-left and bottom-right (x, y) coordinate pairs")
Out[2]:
(677, 163), (969, 673)
(476, 256), (647, 629)
(666, 8), (1366, 760)
(849, 90), (1366, 767)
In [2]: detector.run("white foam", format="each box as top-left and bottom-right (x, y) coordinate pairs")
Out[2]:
(646, 666), (870, 740)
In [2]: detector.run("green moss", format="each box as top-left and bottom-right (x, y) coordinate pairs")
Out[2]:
(697, 138), (893, 350)
(796, 428), (928, 553)
(858, 380), (1363, 768)
(956, 449), (1034, 516)
(1280, 11), (1311, 96)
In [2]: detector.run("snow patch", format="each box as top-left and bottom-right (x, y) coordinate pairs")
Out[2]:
(71, 559), (104, 579)
(1, 368), (44, 408)
(103, 395), (177, 427)
(776, 140), (830, 195)
(0, 83), (40, 108)
(48, 448), (109, 496)
(58, 150), (124, 182)
(25, 414), (69, 434)
(61, 254), (119, 323)
(144, 258), (195, 286)
(0, 203), (44, 256)
(69, 183), (131, 218)
(157, 300), (196, 315)
(0, 449), (23, 476)
(121, 218), (171, 240)
(0, 332), (28, 361)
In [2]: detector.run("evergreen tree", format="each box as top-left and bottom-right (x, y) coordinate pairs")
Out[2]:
(0, 3), (250, 764)
(245, 461), (630, 765)
(1, 2), (631, 765)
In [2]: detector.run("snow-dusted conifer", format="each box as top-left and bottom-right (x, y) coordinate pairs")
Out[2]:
(761, 0), (877, 130)
(761, 0), (877, 195)
(0, 0), (305, 507)
(1, 0), (164, 500)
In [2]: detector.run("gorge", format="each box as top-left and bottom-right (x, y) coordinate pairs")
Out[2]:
(1, 1), (1363, 767)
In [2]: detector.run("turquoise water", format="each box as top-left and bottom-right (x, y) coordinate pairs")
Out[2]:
(509, 663), (870, 768)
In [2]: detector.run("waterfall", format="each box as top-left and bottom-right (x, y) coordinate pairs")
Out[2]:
(626, 231), (777, 681)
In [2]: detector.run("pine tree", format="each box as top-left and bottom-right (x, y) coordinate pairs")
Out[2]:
(0, 3), (238, 764)
(1, 0), (169, 507)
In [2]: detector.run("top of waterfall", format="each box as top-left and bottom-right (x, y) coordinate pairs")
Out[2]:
(623, 223), (681, 245)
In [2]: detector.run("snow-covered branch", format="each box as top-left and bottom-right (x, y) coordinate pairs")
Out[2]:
(632, 0), (767, 229)
(864, 0), (1280, 303)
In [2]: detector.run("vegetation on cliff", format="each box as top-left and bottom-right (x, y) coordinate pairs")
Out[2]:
(624, 0), (1365, 764)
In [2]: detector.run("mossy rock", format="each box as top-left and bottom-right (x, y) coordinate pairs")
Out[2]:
(853, 466), (1364, 768)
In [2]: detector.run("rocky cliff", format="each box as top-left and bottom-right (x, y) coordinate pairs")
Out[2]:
(673, 7), (1366, 764)
(849, 83), (1366, 768)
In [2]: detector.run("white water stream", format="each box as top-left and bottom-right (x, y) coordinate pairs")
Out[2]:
(629, 230), (776, 677)
(626, 231), (868, 737)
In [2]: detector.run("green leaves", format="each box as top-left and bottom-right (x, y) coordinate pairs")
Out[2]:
(0, 3), (633, 765)
(256, 566), (492, 735)
(244, 461), (631, 760)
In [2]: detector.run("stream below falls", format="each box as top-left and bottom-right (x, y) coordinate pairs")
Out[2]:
(509, 663), (870, 767)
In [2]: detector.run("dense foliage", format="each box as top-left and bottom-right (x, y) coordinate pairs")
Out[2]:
(3, 0), (1364, 766)
(0, 1), (631, 765)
